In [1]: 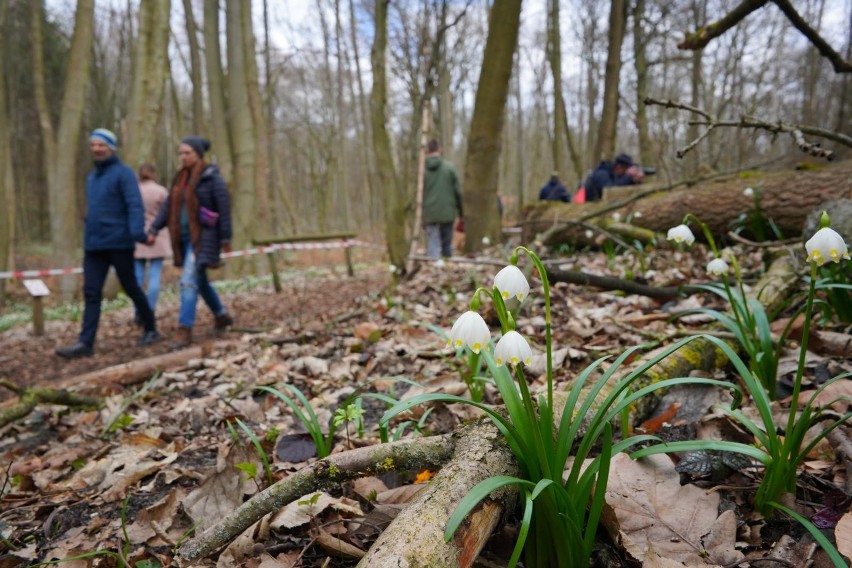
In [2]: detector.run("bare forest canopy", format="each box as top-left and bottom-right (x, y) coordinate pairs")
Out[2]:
(1, 0), (851, 293)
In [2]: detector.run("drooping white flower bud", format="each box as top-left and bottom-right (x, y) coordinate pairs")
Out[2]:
(494, 330), (533, 366)
(743, 187), (754, 197)
(706, 258), (729, 276)
(448, 311), (491, 354)
(666, 224), (696, 245)
(494, 265), (530, 301)
(805, 227), (850, 265)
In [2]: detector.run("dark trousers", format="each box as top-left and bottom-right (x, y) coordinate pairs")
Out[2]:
(79, 249), (155, 347)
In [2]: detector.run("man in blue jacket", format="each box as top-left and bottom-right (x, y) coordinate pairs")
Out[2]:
(583, 153), (644, 202)
(56, 129), (161, 358)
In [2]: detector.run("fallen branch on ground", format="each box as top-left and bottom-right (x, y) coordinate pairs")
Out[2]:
(0, 379), (100, 428)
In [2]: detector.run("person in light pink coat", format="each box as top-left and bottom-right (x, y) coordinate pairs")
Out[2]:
(133, 164), (172, 324)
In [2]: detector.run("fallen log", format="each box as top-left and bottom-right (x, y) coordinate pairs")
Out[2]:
(356, 420), (518, 567)
(179, 434), (456, 562)
(524, 160), (852, 245)
(0, 379), (100, 428)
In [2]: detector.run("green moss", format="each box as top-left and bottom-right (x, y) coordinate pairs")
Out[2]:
(737, 170), (763, 179)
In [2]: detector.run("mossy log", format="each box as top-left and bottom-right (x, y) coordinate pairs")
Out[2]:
(0, 379), (100, 427)
(179, 434), (456, 562)
(356, 421), (518, 568)
(523, 160), (852, 245)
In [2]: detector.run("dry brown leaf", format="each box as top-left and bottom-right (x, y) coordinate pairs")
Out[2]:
(603, 453), (742, 566)
(270, 492), (337, 529)
(183, 443), (251, 533)
(800, 380), (852, 414)
(376, 484), (425, 504)
(352, 476), (390, 501)
(836, 512), (852, 561)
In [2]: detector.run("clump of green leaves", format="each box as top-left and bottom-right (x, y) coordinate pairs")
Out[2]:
(383, 247), (738, 568)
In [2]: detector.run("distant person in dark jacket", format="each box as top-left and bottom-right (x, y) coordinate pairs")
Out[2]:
(422, 139), (462, 258)
(538, 172), (571, 202)
(55, 128), (162, 359)
(583, 153), (645, 202)
(148, 136), (233, 348)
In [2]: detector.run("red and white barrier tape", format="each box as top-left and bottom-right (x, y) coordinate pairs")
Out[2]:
(0, 238), (365, 280)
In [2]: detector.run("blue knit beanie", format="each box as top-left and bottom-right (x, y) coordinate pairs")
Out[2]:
(90, 128), (118, 150)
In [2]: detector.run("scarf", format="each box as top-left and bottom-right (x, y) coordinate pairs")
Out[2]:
(167, 160), (205, 267)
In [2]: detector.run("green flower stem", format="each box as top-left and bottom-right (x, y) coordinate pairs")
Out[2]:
(684, 213), (718, 256)
(785, 263), (818, 452)
(519, 247), (554, 412)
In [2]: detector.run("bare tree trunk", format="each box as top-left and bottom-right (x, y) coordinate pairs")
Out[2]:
(204, 0), (234, 185)
(33, 0), (95, 300)
(225, 0), (258, 250)
(633, 0), (653, 167)
(182, 0), (205, 135)
(548, 0), (583, 185)
(348, 0), (378, 227)
(239, 0), (270, 236)
(0, 1), (14, 307)
(371, 0), (406, 269)
(462, 0), (522, 253)
(685, 0), (706, 177)
(593, 0), (627, 163)
(124, 0), (171, 167)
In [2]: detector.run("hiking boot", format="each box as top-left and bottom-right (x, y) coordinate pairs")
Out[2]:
(214, 312), (234, 332)
(171, 326), (192, 349)
(56, 342), (94, 359)
(138, 330), (162, 346)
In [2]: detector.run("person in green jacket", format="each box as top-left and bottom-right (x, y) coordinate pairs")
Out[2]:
(422, 139), (462, 258)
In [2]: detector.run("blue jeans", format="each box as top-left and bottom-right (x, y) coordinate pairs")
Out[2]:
(178, 242), (225, 328)
(425, 222), (454, 258)
(134, 258), (164, 313)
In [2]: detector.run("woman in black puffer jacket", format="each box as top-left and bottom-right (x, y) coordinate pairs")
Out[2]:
(149, 136), (234, 347)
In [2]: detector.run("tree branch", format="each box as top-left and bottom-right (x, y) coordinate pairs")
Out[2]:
(677, 0), (852, 74)
(645, 97), (851, 160)
(677, 0), (769, 50)
(772, 0), (852, 73)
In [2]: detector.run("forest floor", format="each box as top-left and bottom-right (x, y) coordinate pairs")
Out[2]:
(1, 239), (851, 567)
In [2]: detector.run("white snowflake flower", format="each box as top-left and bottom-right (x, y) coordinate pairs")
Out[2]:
(448, 311), (491, 354)
(805, 227), (850, 265)
(706, 258), (729, 276)
(612, 212), (622, 222)
(667, 224), (695, 245)
(743, 187), (754, 197)
(494, 265), (530, 301)
(584, 230), (595, 239)
(494, 331), (533, 366)
(388, 264), (398, 274)
(482, 236), (491, 246)
(634, 211), (643, 218)
(435, 258), (446, 268)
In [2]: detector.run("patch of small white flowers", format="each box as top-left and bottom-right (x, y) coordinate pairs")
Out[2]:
(447, 262), (535, 368)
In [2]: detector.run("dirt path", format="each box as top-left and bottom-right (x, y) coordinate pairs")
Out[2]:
(0, 270), (389, 402)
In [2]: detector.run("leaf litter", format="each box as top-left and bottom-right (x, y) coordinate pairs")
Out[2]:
(1, 243), (851, 567)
